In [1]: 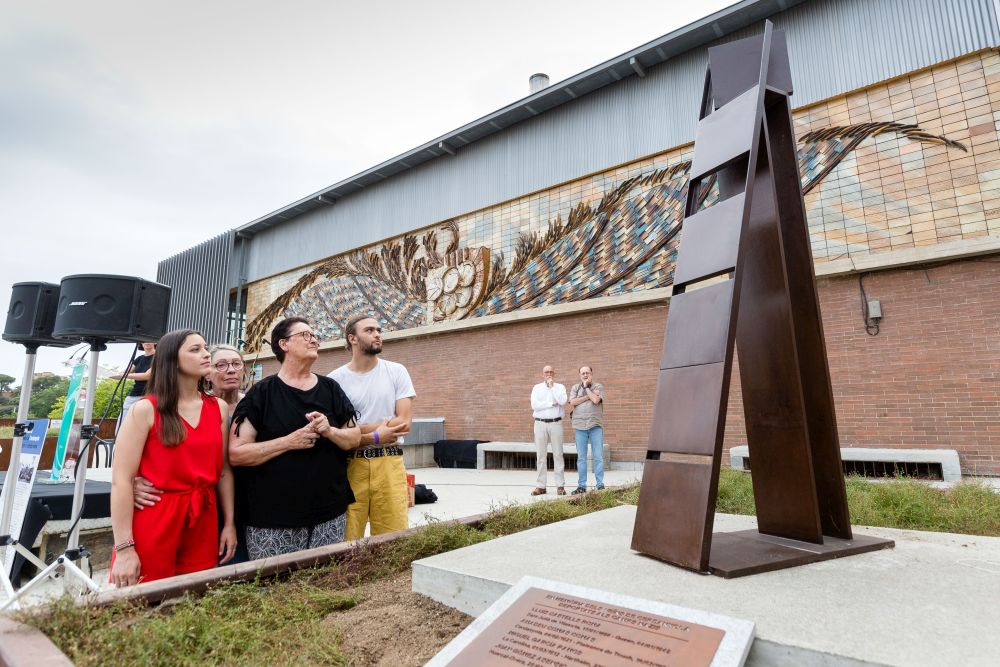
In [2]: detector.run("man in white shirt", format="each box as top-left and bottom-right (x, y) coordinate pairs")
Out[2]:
(530, 365), (568, 496)
(329, 315), (414, 540)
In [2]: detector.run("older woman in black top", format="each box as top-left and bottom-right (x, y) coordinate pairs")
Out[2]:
(229, 317), (360, 558)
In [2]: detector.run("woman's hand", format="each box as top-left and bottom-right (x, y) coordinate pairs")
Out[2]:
(285, 424), (319, 450)
(218, 524), (238, 564)
(111, 549), (141, 588)
(305, 411), (331, 438)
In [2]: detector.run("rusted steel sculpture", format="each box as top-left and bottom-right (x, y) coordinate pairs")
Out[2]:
(631, 22), (893, 577)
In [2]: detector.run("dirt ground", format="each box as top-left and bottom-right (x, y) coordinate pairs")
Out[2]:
(323, 571), (473, 666)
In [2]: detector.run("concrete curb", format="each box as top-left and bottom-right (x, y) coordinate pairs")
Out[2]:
(0, 616), (73, 667)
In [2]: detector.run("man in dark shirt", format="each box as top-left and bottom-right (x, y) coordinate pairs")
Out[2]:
(116, 342), (155, 433)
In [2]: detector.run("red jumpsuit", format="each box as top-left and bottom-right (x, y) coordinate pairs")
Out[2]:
(119, 394), (223, 583)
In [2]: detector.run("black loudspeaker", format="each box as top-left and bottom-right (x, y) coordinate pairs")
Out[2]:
(3, 282), (74, 348)
(52, 274), (172, 343)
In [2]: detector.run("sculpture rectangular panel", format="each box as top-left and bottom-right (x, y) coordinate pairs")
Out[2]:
(631, 459), (716, 571)
(648, 363), (729, 456)
(672, 192), (745, 287)
(659, 280), (734, 370)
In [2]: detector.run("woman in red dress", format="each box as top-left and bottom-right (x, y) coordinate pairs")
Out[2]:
(110, 329), (237, 586)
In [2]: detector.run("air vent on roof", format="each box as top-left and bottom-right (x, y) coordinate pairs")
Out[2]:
(529, 73), (550, 94)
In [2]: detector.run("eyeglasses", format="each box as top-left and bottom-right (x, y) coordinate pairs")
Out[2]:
(285, 331), (321, 343)
(213, 360), (244, 372)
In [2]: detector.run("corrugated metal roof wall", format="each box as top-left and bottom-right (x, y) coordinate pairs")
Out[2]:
(156, 231), (233, 344)
(238, 0), (999, 284)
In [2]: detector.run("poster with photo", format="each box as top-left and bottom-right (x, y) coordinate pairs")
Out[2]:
(1, 418), (49, 575)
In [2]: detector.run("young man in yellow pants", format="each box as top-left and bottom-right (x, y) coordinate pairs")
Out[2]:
(329, 315), (414, 540)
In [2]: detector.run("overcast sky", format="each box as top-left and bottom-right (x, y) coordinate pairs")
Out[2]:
(0, 0), (734, 383)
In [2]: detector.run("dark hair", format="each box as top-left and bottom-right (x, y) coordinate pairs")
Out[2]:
(148, 329), (207, 446)
(343, 313), (377, 350)
(270, 317), (310, 363)
(580, 365), (593, 373)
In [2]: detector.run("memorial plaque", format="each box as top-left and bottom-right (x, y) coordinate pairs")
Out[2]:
(428, 577), (753, 667)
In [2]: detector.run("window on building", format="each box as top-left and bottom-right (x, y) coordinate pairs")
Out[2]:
(226, 287), (248, 348)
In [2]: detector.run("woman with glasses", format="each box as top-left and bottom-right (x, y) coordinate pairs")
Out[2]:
(229, 317), (361, 558)
(207, 344), (246, 411)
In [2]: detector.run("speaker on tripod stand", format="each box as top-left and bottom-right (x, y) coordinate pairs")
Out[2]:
(53, 274), (172, 343)
(3, 275), (171, 607)
(3, 282), (76, 349)
(1, 282), (75, 606)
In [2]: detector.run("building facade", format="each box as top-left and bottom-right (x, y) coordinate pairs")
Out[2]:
(160, 0), (1000, 475)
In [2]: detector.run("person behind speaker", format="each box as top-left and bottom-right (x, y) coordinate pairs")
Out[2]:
(228, 317), (361, 558)
(110, 330), (237, 587)
(115, 342), (155, 432)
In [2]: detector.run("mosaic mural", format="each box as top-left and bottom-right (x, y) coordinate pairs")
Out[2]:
(243, 120), (969, 352)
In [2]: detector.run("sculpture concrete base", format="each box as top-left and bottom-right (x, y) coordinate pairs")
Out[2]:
(413, 506), (1000, 666)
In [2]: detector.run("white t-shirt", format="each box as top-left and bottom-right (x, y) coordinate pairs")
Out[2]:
(328, 358), (416, 426)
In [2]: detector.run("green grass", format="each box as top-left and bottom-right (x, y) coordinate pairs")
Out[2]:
(481, 484), (638, 537)
(714, 467), (1000, 536)
(19, 470), (999, 665)
(715, 466), (758, 515)
(0, 426), (61, 438)
(845, 474), (1000, 535)
(25, 577), (359, 667)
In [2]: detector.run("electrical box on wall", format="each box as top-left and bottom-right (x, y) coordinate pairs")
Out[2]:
(867, 300), (882, 320)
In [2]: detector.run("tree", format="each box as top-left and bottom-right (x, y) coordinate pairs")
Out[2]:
(0, 373), (72, 418)
(49, 378), (133, 421)
(30, 372), (64, 392)
(0, 393), (18, 418)
(29, 377), (70, 419)
(0, 374), (14, 393)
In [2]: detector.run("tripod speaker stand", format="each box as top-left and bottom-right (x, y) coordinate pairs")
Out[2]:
(0, 283), (74, 609)
(3, 342), (108, 608)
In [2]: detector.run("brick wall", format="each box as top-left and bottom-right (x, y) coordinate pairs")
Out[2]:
(255, 255), (1000, 476)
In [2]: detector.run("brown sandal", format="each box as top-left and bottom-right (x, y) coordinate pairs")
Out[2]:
(531, 487), (547, 496)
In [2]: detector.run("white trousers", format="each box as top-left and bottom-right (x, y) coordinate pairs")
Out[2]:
(534, 420), (565, 488)
(116, 394), (143, 434)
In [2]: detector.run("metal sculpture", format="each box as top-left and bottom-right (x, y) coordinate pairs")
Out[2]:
(631, 22), (894, 577)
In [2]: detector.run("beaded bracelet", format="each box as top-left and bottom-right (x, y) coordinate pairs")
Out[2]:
(114, 538), (136, 552)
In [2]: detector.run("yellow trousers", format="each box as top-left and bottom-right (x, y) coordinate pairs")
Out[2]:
(345, 455), (409, 540)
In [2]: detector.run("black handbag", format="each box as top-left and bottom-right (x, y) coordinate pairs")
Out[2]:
(414, 483), (438, 504)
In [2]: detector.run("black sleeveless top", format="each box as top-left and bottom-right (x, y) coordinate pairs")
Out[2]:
(232, 374), (356, 528)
